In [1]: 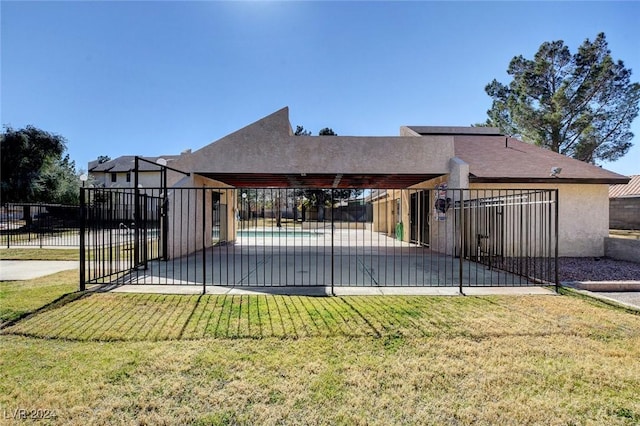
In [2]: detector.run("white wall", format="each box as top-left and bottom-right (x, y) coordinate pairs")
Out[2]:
(90, 171), (163, 188)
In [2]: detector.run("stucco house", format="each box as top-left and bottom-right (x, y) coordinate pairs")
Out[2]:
(165, 107), (628, 258)
(609, 175), (640, 230)
(82, 107), (635, 289)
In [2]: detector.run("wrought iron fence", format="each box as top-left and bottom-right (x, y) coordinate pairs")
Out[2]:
(80, 187), (558, 291)
(2, 203), (81, 247)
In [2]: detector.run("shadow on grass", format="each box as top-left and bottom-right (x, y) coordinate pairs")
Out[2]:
(2, 291), (639, 342)
(0, 291), (91, 330)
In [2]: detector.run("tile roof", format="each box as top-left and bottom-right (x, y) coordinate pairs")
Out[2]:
(609, 175), (640, 198)
(452, 135), (629, 184)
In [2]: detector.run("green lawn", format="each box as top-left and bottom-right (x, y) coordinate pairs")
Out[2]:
(0, 270), (78, 324)
(1, 275), (639, 425)
(0, 248), (80, 261)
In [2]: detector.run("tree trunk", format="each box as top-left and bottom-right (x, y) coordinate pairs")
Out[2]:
(23, 205), (33, 228)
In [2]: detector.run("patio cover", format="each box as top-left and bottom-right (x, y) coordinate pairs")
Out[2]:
(173, 107), (452, 188)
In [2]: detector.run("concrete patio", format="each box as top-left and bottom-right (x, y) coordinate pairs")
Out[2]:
(98, 227), (548, 288)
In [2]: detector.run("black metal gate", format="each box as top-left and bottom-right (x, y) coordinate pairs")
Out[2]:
(80, 188), (163, 287)
(80, 187), (558, 291)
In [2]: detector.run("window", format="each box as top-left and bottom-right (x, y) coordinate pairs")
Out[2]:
(126, 172), (131, 183)
(111, 173), (117, 183)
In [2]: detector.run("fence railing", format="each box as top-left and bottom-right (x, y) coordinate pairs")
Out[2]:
(1, 203), (81, 248)
(80, 187), (558, 290)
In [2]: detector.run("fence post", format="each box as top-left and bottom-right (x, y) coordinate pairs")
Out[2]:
(554, 189), (559, 293)
(202, 187), (207, 295)
(162, 169), (169, 261)
(5, 204), (9, 248)
(330, 189), (335, 296)
(459, 189), (464, 295)
(134, 157), (140, 268)
(143, 194), (148, 270)
(79, 189), (86, 291)
(38, 203), (43, 249)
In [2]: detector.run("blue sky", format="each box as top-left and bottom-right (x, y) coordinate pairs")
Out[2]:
(2, 1), (639, 176)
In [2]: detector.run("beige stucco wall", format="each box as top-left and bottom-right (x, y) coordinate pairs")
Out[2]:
(371, 179), (608, 258)
(165, 175), (237, 260)
(372, 197), (392, 234)
(372, 177), (447, 245)
(372, 190), (411, 241)
(172, 108), (455, 177)
(470, 183), (609, 257)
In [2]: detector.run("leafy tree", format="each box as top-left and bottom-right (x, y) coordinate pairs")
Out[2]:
(97, 155), (111, 164)
(1, 125), (78, 204)
(484, 33), (640, 163)
(34, 155), (80, 204)
(293, 125), (362, 221)
(294, 125), (311, 136)
(319, 127), (337, 136)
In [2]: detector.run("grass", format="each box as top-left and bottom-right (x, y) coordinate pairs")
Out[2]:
(0, 248), (80, 261)
(610, 229), (640, 240)
(0, 270), (78, 324)
(245, 217), (301, 229)
(1, 274), (639, 425)
(0, 240), (156, 261)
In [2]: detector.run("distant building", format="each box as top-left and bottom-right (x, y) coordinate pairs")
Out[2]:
(609, 175), (640, 230)
(88, 154), (185, 188)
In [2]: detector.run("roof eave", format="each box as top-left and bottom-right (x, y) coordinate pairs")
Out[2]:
(469, 176), (631, 185)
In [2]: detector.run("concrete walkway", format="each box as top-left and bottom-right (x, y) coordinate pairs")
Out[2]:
(0, 260), (78, 281)
(590, 291), (640, 310)
(95, 283), (556, 296)
(3, 259), (636, 308)
(563, 281), (640, 310)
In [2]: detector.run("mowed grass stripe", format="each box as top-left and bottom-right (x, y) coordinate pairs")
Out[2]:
(82, 294), (141, 341)
(323, 295), (368, 336)
(16, 293), (95, 339)
(265, 294), (288, 337)
(100, 294), (145, 340)
(3, 292), (640, 342)
(179, 294), (208, 340)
